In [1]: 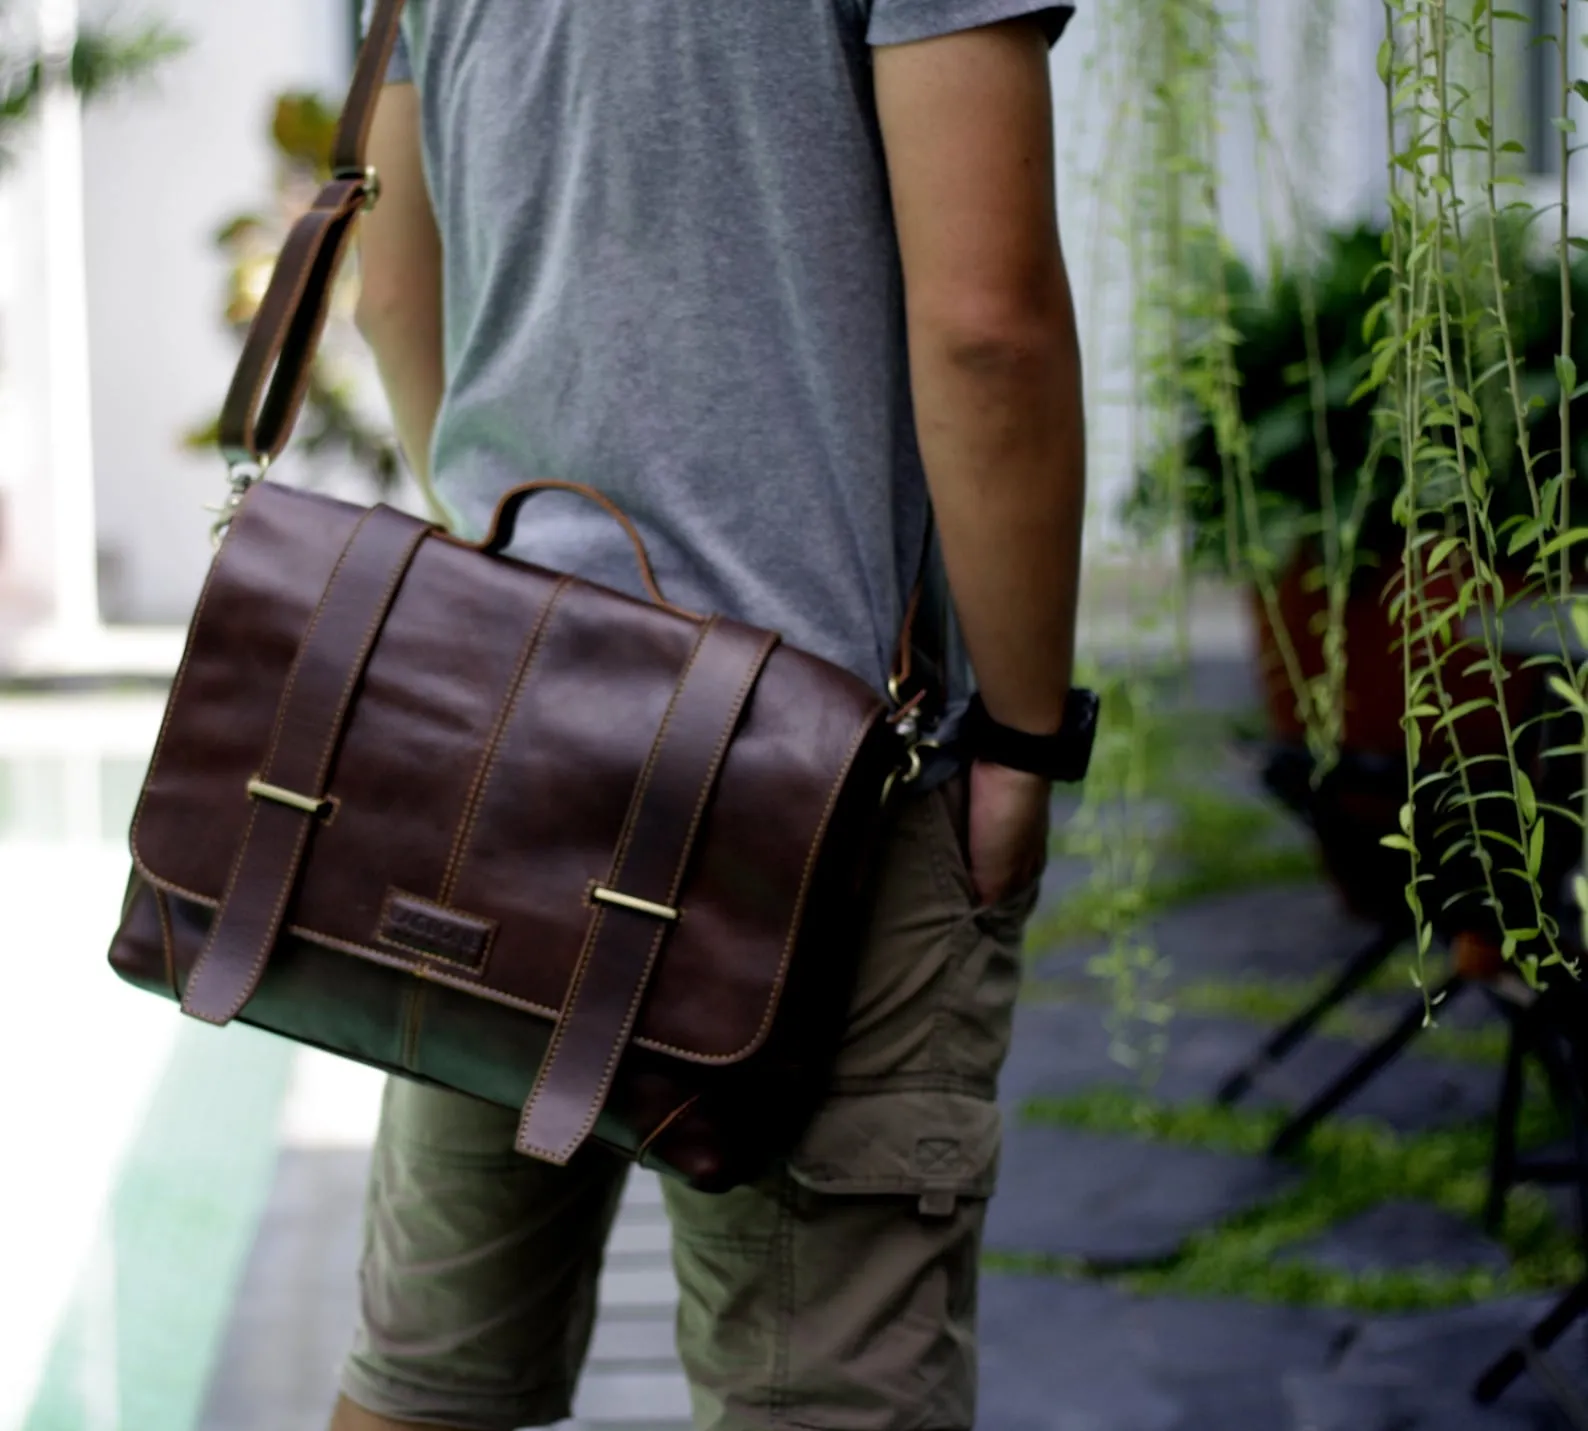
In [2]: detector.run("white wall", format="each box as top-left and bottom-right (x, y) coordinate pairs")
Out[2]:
(77, 0), (353, 623)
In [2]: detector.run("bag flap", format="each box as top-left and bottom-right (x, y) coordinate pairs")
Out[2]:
(132, 483), (892, 1066)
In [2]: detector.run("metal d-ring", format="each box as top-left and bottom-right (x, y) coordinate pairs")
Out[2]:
(209, 456), (271, 548)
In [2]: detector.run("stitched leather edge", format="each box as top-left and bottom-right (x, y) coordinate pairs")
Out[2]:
(154, 886), (178, 1000)
(515, 618), (719, 1159)
(129, 488), (265, 879)
(182, 511), (431, 1026)
(133, 694), (891, 1062)
(438, 577), (572, 903)
(530, 629), (777, 1159)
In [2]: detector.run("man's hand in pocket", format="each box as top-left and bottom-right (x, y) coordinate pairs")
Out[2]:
(966, 760), (1051, 907)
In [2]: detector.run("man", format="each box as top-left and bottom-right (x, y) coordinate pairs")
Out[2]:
(338, 1), (1086, 1427)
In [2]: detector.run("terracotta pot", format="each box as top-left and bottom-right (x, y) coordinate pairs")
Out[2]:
(1251, 551), (1537, 761)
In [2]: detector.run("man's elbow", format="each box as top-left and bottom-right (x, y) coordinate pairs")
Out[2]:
(353, 279), (422, 348)
(911, 288), (1077, 385)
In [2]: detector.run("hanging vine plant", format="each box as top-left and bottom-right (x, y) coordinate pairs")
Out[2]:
(1363, 0), (1587, 989)
(1078, 0), (1588, 1034)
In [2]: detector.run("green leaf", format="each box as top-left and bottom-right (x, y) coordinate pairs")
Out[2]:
(1428, 536), (1463, 571)
(1518, 770), (1538, 825)
(1572, 598), (1588, 651)
(1529, 820), (1545, 880)
(1435, 698), (1492, 733)
(1380, 834), (1416, 853)
(1377, 37), (1393, 83)
(1550, 674), (1588, 713)
(1559, 354), (1579, 395)
(1536, 526), (1588, 560)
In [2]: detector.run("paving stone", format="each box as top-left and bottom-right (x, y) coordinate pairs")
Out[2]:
(977, 1277), (1184, 1431)
(977, 1274), (1352, 1431)
(1280, 1201), (1511, 1276)
(599, 1264), (680, 1310)
(586, 1312), (680, 1367)
(1283, 1371), (1566, 1430)
(622, 1170), (667, 1208)
(986, 1125), (1296, 1266)
(607, 1215), (673, 1258)
(1001, 1002), (1497, 1134)
(1035, 883), (1381, 989)
(1337, 1299), (1588, 1392)
(572, 1369), (693, 1424)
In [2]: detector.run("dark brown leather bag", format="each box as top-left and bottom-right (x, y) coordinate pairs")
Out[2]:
(106, 0), (934, 1193)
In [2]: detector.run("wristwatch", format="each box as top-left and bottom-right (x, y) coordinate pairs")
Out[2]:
(960, 688), (1101, 783)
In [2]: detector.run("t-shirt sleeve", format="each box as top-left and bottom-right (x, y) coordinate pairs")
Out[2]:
(866, 0), (1074, 47)
(360, 0), (414, 84)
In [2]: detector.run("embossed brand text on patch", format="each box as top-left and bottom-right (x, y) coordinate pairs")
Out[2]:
(378, 892), (495, 971)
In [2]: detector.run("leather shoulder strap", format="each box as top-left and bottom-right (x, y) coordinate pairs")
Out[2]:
(516, 619), (780, 1165)
(181, 504), (432, 1025)
(218, 0), (406, 468)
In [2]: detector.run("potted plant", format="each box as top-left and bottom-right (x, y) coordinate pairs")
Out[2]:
(1136, 223), (1588, 761)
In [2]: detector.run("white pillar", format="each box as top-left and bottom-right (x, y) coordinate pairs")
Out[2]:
(36, 0), (103, 643)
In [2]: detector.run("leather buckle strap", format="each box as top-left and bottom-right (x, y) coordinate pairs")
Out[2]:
(516, 618), (780, 1165)
(181, 505), (432, 1026)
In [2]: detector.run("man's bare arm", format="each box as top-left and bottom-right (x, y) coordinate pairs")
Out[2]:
(355, 83), (446, 515)
(875, 19), (1084, 740)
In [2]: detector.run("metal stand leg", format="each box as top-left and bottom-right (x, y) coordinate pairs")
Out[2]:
(1474, 1277), (1588, 1410)
(1268, 976), (1466, 1160)
(1216, 927), (1404, 1107)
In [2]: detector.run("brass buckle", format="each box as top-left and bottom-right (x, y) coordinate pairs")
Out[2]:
(334, 164), (381, 213)
(882, 685), (940, 806)
(591, 886), (680, 923)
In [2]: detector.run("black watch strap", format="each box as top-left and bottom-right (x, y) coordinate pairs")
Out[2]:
(961, 688), (1100, 783)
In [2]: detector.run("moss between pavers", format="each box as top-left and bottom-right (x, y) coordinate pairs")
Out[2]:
(997, 1088), (1581, 1314)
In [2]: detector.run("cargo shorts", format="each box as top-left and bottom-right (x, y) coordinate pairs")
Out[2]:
(339, 775), (1040, 1430)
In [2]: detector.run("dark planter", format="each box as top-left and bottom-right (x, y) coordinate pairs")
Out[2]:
(1250, 550), (1542, 927)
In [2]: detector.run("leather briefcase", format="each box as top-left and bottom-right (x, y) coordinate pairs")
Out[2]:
(107, 0), (930, 1192)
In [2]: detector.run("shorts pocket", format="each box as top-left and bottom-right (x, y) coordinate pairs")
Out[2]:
(774, 1092), (999, 1428)
(787, 1089), (1001, 1215)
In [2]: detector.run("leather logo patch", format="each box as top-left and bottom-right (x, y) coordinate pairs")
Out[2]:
(378, 892), (495, 972)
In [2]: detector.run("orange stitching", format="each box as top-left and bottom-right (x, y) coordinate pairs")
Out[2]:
(213, 516), (427, 1024)
(311, 518), (429, 792)
(439, 576), (572, 903)
(139, 697), (889, 1063)
(183, 511), (425, 1025)
(514, 619), (716, 1160)
(130, 490), (266, 881)
(606, 618), (715, 888)
(238, 212), (334, 452)
(664, 630), (777, 905)
(713, 711), (884, 1062)
(154, 886), (178, 999)
(518, 623), (772, 1162)
(637, 1095), (701, 1159)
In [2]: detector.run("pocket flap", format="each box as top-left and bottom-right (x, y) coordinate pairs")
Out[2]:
(786, 1091), (1001, 1201)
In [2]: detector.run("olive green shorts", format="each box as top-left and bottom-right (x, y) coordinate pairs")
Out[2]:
(340, 779), (1038, 1430)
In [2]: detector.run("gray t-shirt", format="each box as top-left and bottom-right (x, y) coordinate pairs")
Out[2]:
(372, 0), (1072, 706)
